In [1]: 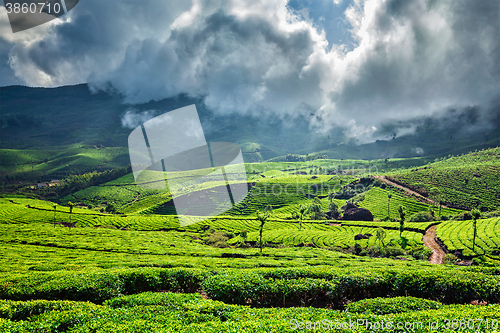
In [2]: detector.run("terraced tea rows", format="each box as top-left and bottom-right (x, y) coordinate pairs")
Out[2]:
(234, 226), (423, 248)
(359, 187), (462, 219)
(341, 220), (436, 232)
(0, 197), (179, 230)
(436, 218), (500, 257)
(387, 148), (500, 210)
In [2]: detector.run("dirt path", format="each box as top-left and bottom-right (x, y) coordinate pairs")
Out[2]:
(373, 176), (441, 206)
(423, 225), (445, 264)
(132, 194), (139, 203)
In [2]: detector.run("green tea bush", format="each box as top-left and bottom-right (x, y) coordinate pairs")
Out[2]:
(437, 218), (500, 257)
(0, 299), (98, 321)
(2, 266), (500, 306)
(204, 231), (231, 248)
(358, 245), (407, 258)
(408, 211), (434, 222)
(482, 210), (500, 219)
(345, 296), (442, 315)
(104, 292), (201, 308)
(408, 245), (432, 260)
(0, 296), (499, 333)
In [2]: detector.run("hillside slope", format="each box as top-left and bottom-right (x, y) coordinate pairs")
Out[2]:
(386, 147), (500, 211)
(2, 85), (500, 180)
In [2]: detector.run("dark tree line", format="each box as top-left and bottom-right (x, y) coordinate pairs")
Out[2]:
(0, 114), (41, 128)
(54, 165), (132, 197)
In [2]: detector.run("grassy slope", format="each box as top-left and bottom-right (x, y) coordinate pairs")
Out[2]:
(437, 218), (500, 257)
(3, 84), (500, 181)
(386, 147), (500, 210)
(1, 150), (500, 331)
(0, 146), (129, 179)
(359, 187), (461, 219)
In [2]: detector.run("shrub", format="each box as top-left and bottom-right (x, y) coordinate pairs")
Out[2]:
(205, 231), (230, 248)
(408, 211), (434, 222)
(453, 212), (472, 220)
(348, 243), (363, 255)
(444, 254), (459, 265)
(408, 246), (432, 260)
(346, 296), (442, 315)
(0, 299), (98, 321)
(239, 230), (247, 240)
(104, 292), (202, 309)
(482, 210), (500, 219)
(356, 245), (408, 259)
(383, 245), (407, 257)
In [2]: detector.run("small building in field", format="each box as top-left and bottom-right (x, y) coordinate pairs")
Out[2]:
(37, 183), (48, 188)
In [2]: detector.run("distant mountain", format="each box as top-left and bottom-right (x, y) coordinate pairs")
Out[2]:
(1, 84), (499, 178)
(0, 84), (316, 161)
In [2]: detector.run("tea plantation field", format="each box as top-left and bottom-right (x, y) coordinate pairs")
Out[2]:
(437, 217), (500, 258)
(1, 149), (500, 332)
(387, 147), (500, 210)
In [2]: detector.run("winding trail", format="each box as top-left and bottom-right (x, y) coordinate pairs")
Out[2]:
(374, 176), (442, 206)
(423, 225), (445, 264)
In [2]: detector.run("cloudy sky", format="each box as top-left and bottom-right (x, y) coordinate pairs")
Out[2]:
(0, 0), (499, 140)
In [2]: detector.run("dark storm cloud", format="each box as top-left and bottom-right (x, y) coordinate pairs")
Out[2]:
(1, 0), (499, 140)
(314, 0), (500, 139)
(0, 36), (21, 86)
(90, 3), (324, 117)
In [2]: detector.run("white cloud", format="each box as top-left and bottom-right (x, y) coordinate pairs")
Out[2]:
(1, 0), (499, 141)
(121, 109), (157, 129)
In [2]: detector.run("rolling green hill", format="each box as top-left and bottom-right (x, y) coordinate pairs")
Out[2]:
(358, 187), (462, 219)
(1, 112), (500, 332)
(2, 84), (500, 182)
(386, 147), (500, 210)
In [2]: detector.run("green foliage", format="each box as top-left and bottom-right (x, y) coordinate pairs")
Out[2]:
(408, 211), (435, 222)
(375, 228), (386, 247)
(388, 148), (500, 211)
(398, 205), (406, 237)
(408, 245), (433, 260)
(228, 225), (424, 249)
(346, 296), (442, 315)
(359, 187), (461, 220)
(471, 209), (481, 220)
(1, 152), (500, 331)
(436, 218), (500, 257)
(0, 293), (499, 332)
(297, 204), (307, 230)
(205, 231), (231, 248)
(444, 254), (459, 265)
(308, 197), (325, 220)
(105, 203), (117, 214)
(256, 206), (272, 253)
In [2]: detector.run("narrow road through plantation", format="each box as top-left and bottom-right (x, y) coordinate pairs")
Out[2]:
(374, 176), (441, 206)
(423, 225), (445, 264)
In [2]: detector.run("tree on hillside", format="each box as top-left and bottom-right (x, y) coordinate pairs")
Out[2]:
(375, 228), (386, 247)
(327, 192), (339, 219)
(328, 201), (339, 219)
(240, 230), (248, 244)
(309, 197), (324, 220)
(298, 204), (308, 230)
(257, 205), (272, 253)
(398, 205), (406, 238)
(53, 205), (57, 227)
(105, 203), (116, 214)
(68, 202), (75, 225)
(430, 187), (442, 218)
(471, 209), (481, 252)
(438, 200), (444, 218)
(387, 192), (392, 220)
